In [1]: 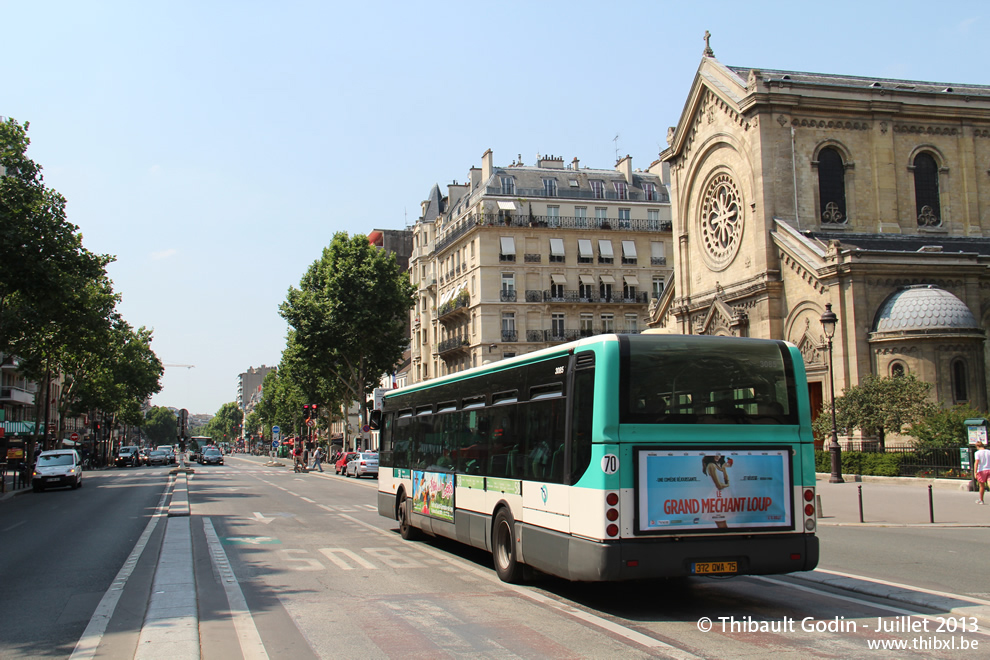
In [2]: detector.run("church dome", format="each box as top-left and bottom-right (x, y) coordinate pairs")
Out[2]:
(872, 285), (979, 333)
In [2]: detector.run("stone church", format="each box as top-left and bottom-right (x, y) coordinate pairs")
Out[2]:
(646, 41), (990, 436)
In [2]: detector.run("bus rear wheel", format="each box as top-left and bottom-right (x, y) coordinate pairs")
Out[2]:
(492, 508), (523, 583)
(398, 496), (420, 541)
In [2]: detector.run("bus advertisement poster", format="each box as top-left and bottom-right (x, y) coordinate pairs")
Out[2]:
(636, 448), (792, 532)
(412, 470), (454, 522)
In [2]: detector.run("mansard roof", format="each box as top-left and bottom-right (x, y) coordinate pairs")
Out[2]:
(802, 231), (990, 258)
(725, 66), (990, 99)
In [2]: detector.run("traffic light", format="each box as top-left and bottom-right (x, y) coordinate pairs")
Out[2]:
(311, 403), (318, 419)
(303, 404), (311, 421)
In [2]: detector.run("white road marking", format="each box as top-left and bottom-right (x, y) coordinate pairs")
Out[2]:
(337, 514), (702, 659)
(70, 478), (173, 659)
(318, 548), (377, 570)
(203, 517), (269, 660)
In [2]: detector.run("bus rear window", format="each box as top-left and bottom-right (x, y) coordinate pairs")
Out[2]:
(620, 335), (798, 425)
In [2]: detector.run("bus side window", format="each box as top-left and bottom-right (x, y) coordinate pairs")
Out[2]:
(568, 369), (594, 483)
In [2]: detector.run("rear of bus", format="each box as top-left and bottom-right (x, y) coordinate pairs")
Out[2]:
(559, 334), (819, 581)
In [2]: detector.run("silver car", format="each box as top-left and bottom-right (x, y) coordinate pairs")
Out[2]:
(345, 452), (379, 478)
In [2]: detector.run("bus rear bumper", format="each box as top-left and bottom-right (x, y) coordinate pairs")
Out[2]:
(520, 523), (819, 582)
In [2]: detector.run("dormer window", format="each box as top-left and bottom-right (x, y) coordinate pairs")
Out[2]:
(543, 178), (558, 197)
(500, 176), (515, 195)
(643, 182), (658, 201)
(614, 181), (628, 200)
(590, 180), (605, 199)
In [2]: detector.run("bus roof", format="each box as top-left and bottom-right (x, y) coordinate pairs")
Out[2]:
(384, 334), (621, 402)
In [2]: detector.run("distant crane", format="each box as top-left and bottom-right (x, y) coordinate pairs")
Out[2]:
(163, 363), (195, 369)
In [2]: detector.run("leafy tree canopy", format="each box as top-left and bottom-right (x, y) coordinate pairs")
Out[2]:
(278, 232), (415, 437)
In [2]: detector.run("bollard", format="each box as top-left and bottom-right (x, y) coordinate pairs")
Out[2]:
(928, 484), (935, 524)
(816, 494), (823, 519)
(858, 485), (864, 523)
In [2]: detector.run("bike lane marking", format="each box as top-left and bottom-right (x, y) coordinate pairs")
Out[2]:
(69, 476), (173, 660)
(204, 517), (270, 660)
(336, 513), (703, 659)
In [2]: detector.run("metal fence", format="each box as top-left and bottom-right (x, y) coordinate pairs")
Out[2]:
(827, 443), (973, 480)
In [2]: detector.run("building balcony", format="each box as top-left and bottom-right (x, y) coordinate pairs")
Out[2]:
(1, 386), (36, 405)
(437, 337), (470, 356)
(485, 188), (670, 204)
(500, 290), (517, 302)
(437, 294), (470, 322)
(522, 290), (649, 304)
(526, 328), (641, 343)
(501, 330), (518, 342)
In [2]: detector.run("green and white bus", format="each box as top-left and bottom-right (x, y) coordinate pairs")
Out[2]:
(373, 333), (819, 582)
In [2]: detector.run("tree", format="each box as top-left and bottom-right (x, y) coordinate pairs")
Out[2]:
(145, 406), (178, 446)
(0, 118), (111, 354)
(813, 374), (935, 450)
(203, 402), (243, 443)
(279, 232), (415, 444)
(908, 404), (984, 451)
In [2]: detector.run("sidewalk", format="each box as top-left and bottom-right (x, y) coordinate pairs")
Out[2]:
(814, 473), (990, 526)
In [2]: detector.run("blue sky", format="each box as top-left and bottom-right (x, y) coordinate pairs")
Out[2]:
(4, 1), (987, 415)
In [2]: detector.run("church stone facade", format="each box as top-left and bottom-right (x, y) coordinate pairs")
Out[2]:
(647, 50), (990, 433)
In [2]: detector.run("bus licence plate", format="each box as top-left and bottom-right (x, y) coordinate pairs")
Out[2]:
(692, 561), (737, 575)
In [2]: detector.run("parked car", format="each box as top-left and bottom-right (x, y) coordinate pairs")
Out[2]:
(115, 446), (141, 468)
(345, 452), (379, 478)
(201, 447), (224, 465)
(32, 449), (83, 491)
(156, 445), (176, 465)
(335, 451), (359, 475)
(147, 450), (169, 466)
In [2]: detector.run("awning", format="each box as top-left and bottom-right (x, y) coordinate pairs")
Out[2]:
(497, 200), (517, 211)
(549, 238), (565, 256)
(551, 273), (567, 285)
(598, 240), (614, 258)
(578, 239), (593, 257)
(579, 274), (595, 285)
(622, 240), (637, 259)
(624, 275), (640, 286)
(600, 275), (616, 284)
(500, 236), (516, 255)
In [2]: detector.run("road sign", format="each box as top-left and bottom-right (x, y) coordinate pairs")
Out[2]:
(70, 432), (79, 442)
(272, 425), (280, 435)
(272, 439), (280, 448)
(362, 424), (371, 433)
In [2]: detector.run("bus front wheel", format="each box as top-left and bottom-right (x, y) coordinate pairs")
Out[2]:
(398, 497), (420, 541)
(492, 508), (523, 583)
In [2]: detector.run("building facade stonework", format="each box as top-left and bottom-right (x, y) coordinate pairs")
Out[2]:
(410, 150), (672, 383)
(648, 52), (990, 429)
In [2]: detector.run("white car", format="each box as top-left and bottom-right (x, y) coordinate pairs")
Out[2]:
(33, 449), (83, 492)
(345, 452), (379, 478)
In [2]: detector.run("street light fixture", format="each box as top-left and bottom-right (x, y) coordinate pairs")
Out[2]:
(820, 303), (844, 484)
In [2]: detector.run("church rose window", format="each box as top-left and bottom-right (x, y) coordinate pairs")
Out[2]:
(700, 172), (743, 270)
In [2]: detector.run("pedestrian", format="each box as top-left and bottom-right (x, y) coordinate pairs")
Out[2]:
(312, 446), (324, 472)
(975, 440), (990, 505)
(293, 444), (305, 472)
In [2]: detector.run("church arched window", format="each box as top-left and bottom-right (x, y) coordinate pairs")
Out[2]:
(890, 361), (906, 378)
(818, 147), (846, 224)
(913, 152), (941, 227)
(952, 359), (968, 404)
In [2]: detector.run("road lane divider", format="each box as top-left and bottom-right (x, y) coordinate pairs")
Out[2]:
(70, 476), (173, 660)
(203, 517), (270, 660)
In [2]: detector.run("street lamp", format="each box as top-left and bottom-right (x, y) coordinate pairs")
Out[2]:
(820, 303), (844, 484)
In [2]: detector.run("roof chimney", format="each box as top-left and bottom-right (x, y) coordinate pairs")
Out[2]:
(616, 154), (633, 184)
(572, 157), (580, 170)
(481, 149), (494, 185)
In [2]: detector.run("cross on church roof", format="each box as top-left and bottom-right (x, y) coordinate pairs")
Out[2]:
(703, 30), (714, 57)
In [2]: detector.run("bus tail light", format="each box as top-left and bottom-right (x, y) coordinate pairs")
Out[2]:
(803, 488), (816, 531)
(605, 491), (619, 537)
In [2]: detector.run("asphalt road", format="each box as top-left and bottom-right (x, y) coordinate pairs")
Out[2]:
(2, 456), (988, 659)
